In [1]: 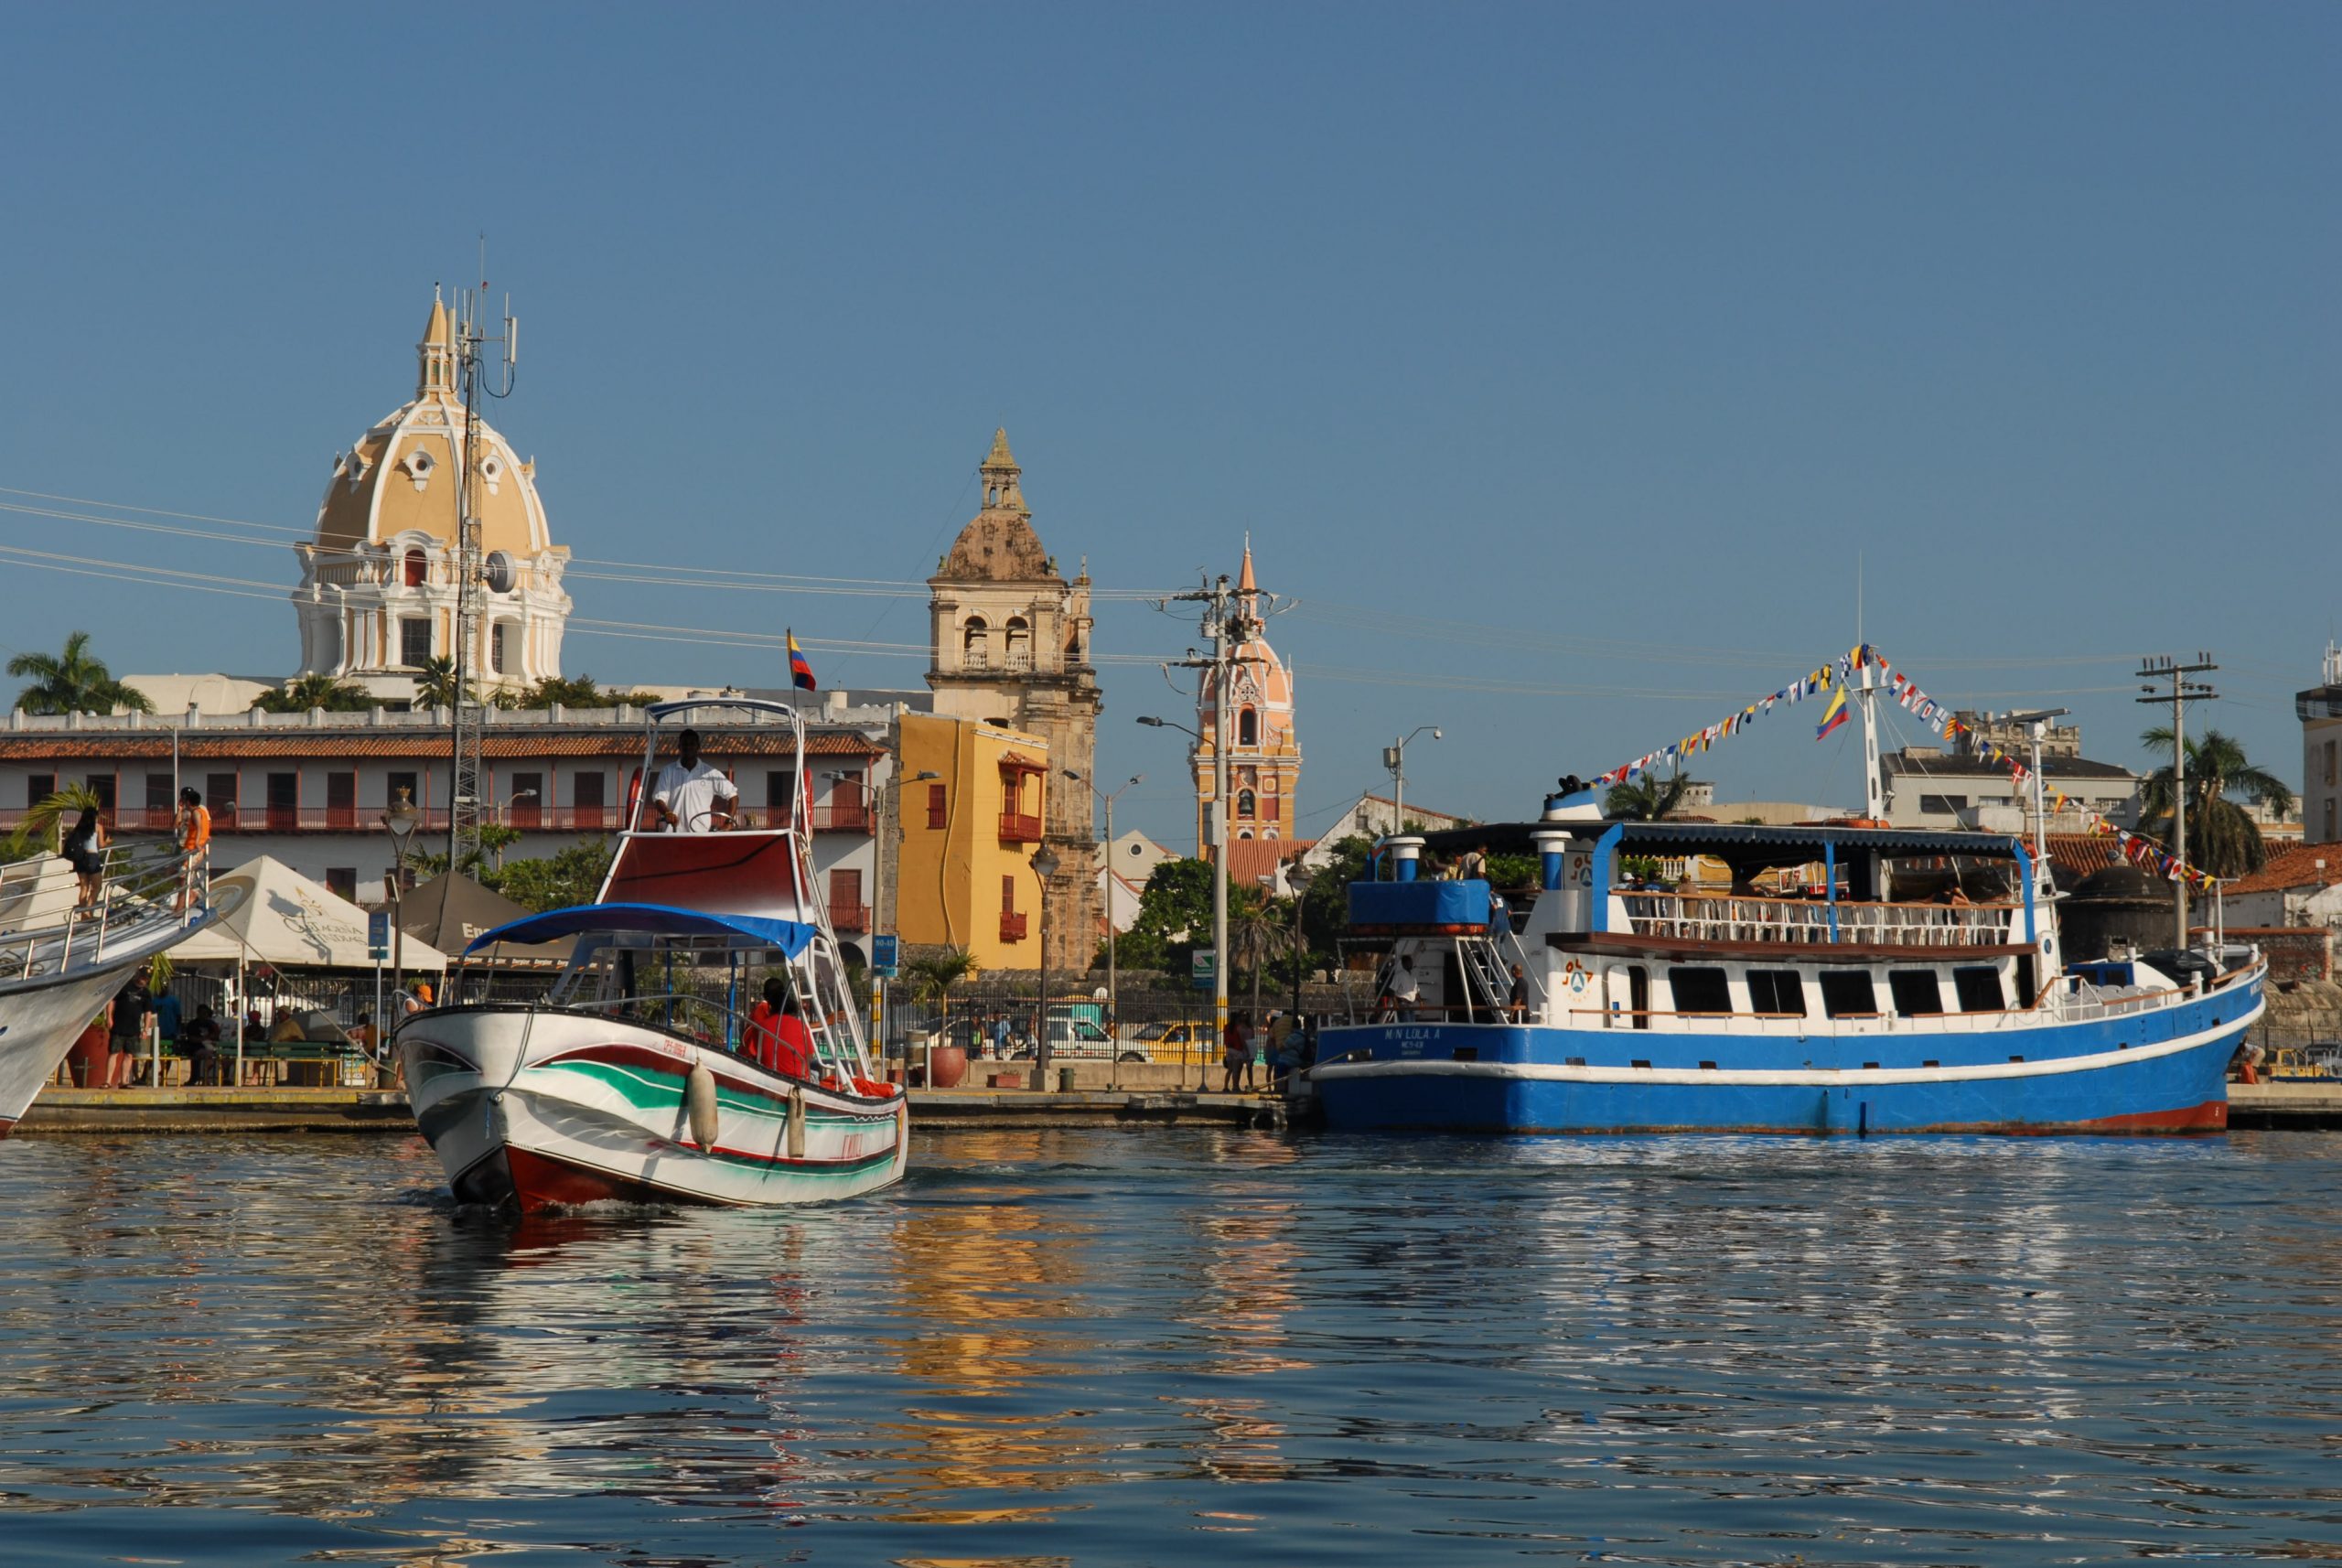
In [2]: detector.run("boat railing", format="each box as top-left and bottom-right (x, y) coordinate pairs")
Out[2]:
(1617, 892), (2019, 948)
(0, 839), (202, 983)
(453, 989), (874, 1085)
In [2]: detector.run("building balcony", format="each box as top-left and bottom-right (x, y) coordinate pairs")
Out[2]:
(998, 810), (1043, 843)
(830, 900), (869, 934)
(0, 804), (622, 835)
(998, 909), (1028, 943)
(808, 800), (872, 833)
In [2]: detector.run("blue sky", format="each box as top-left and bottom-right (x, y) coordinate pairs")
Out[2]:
(2, 4), (2334, 848)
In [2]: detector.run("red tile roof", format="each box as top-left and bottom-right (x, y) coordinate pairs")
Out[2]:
(2226, 843), (2342, 897)
(1219, 836), (1314, 890)
(2045, 832), (2123, 881)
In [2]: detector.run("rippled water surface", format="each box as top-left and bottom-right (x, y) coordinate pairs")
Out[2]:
(5, 1128), (2342, 1565)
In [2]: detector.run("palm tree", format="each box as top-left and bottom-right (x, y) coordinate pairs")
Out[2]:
(411, 656), (466, 710)
(7, 632), (153, 715)
(2137, 726), (2295, 878)
(1606, 770), (1691, 822)
(1230, 891), (1283, 1023)
(904, 947), (980, 1039)
(0, 782), (103, 863)
(259, 673), (371, 713)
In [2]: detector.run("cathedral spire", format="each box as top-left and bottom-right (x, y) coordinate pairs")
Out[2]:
(417, 288), (456, 396)
(1238, 534), (1257, 595)
(979, 427), (1026, 512)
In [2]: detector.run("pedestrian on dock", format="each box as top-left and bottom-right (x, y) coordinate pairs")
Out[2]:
(182, 1005), (221, 1086)
(1222, 1011), (1252, 1092)
(104, 978), (147, 1090)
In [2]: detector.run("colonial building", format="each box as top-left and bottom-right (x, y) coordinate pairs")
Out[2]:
(892, 710), (1055, 972)
(1191, 542), (1300, 854)
(924, 431), (1101, 971)
(0, 699), (893, 953)
(292, 294), (572, 697)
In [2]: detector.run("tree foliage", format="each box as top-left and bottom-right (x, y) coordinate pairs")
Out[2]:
(2137, 726), (2294, 879)
(509, 673), (662, 710)
(7, 631), (152, 715)
(1605, 772), (1691, 822)
(487, 837), (615, 911)
(1107, 856), (1219, 973)
(257, 673), (373, 713)
(409, 656), (467, 711)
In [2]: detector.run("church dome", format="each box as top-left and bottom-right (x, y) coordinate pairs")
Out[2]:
(936, 429), (1056, 583)
(311, 295), (552, 557)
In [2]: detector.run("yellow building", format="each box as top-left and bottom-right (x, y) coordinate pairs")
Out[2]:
(894, 710), (1053, 972)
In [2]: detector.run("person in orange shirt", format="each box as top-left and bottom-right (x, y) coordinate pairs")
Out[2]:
(175, 788), (211, 913)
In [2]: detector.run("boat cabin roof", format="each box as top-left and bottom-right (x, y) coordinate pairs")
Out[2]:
(1417, 820), (2026, 870)
(467, 901), (818, 957)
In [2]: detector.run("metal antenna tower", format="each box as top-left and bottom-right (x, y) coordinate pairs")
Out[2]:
(446, 277), (519, 877)
(2135, 652), (2218, 952)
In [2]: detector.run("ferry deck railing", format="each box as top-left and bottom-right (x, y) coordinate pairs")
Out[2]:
(0, 840), (202, 985)
(1617, 892), (2020, 948)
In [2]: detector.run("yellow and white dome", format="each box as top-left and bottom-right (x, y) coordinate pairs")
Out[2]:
(312, 295), (552, 556)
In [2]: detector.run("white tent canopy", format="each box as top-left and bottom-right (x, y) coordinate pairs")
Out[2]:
(173, 855), (450, 971)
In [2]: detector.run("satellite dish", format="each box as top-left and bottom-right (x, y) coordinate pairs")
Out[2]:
(483, 551), (517, 595)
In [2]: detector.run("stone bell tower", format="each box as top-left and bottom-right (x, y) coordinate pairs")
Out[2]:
(927, 430), (1104, 972)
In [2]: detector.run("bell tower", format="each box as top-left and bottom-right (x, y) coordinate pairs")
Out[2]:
(927, 431), (1104, 972)
(1194, 540), (1300, 854)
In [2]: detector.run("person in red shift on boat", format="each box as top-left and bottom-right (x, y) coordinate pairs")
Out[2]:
(749, 975), (817, 1080)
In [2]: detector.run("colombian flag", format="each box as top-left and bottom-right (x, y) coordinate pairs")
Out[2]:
(787, 630), (817, 692)
(1814, 684), (1849, 740)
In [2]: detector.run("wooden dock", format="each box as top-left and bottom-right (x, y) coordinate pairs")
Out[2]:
(9, 1085), (1291, 1135)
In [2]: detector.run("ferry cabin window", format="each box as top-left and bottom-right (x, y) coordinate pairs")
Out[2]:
(1887, 970), (1945, 1017)
(1952, 966), (2005, 1012)
(1746, 970), (1806, 1016)
(1819, 972), (1878, 1018)
(1665, 966), (1732, 1015)
(1628, 965), (1650, 1030)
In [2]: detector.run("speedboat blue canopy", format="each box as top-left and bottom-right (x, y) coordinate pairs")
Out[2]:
(465, 902), (819, 956)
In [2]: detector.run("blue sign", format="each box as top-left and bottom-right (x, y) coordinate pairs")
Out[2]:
(871, 933), (898, 977)
(368, 910), (391, 961)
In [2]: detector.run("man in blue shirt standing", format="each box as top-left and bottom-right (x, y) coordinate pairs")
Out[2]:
(152, 980), (183, 1086)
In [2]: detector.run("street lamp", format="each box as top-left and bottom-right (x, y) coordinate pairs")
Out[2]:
(1382, 725), (1443, 833)
(381, 787), (420, 1043)
(1030, 843), (1061, 1089)
(494, 788), (537, 869)
(1065, 768), (1142, 1060)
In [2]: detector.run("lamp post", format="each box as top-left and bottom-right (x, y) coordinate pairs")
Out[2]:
(495, 789), (537, 870)
(1065, 768), (1142, 1050)
(381, 788), (420, 1038)
(1030, 843), (1061, 1090)
(868, 767), (940, 1058)
(1382, 725), (1443, 833)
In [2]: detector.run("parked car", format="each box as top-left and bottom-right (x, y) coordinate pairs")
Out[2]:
(1005, 1017), (1121, 1060)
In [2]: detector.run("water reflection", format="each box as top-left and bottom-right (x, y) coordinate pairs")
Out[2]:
(2, 1130), (2341, 1565)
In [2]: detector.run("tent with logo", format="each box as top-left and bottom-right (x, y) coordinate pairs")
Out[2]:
(395, 871), (574, 965)
(171, 855), (449, 1079)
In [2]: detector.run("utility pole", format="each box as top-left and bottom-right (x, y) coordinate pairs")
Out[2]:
(2137, 654), (2218, 954)
(446, 277), (518, 877)
(1160, 569), (1276, 1058)
(1384, 726), (1442, 834)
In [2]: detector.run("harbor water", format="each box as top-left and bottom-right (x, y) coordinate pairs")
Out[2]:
(4, 1128), (2340, 1565)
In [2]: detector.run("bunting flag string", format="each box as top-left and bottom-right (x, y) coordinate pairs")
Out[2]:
(1593, 643), (2223, 892)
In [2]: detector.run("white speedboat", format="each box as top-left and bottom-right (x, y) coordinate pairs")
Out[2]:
(399, 699), (908, 1210)
(0, 842), (216, 1133)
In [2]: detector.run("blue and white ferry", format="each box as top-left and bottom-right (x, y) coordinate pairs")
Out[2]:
(1310, 765), (2263, 1138)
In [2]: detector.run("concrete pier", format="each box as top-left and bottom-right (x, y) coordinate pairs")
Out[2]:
(12, 1083), (2335, 1134)
(11, 1085), (1290, 1135)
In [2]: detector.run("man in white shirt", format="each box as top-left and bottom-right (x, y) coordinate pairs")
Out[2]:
(652, 729), (739, 832)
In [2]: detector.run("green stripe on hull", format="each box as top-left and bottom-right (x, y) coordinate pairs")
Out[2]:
(534, 1059), (897, 1126)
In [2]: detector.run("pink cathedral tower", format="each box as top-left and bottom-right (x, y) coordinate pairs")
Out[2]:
(1193, 540), (1301, 855)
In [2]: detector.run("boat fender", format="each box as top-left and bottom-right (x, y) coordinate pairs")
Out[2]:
(787, 1085), (807, 1159)
(686, 1060), (719, 1148)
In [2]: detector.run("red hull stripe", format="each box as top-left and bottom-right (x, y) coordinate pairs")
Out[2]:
(505, 1144), (718, 1209)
